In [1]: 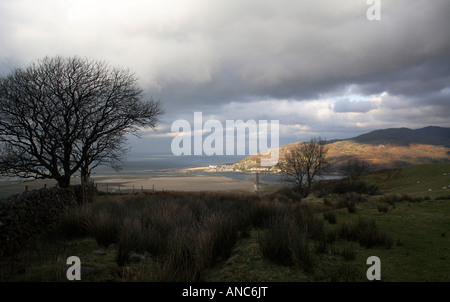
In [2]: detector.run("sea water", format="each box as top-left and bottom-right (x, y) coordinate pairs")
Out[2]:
(91, 154), (341, 185)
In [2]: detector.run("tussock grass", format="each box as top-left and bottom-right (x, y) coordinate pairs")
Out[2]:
(323, 211), (337, 224)
(258, 204), (321, 272)
(53, 192), (281, 280)
(435, 194), (450, 200)
(258, 215), (295, 266)
(377, 203), (389, 213)
(157, 229), (203, 281)
(89, 211), (122, 247)
(338, 218), (393, 249)
(314, 179), (380, 197)
(323, 192), (368, 212)
(340, 244), (356, 261)
(56, 207), (90, 239)
(11, 161), (450, 282)
(378, 193), (429, 205)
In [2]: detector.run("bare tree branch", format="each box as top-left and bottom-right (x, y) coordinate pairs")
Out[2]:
(277, 137), (329, 198)
(0, 56), (164, 187)
(342, 158), (369, 184)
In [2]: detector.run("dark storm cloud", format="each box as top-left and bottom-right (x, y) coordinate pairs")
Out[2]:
(348, 55), (450, 99)
(150, 0), (450, 112)
(2, 0), (450, 106)
(0, 0), (449, 149)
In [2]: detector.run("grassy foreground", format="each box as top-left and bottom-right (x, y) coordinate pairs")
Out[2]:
(0, 162), (449, 282)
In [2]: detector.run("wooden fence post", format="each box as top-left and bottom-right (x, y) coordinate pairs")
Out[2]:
(81, 176), (86, 207)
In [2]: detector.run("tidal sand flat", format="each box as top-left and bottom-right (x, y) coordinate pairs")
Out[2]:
(94, 174), (256, 192)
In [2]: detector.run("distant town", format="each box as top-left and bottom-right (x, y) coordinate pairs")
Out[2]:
(206, 164), (281, 173)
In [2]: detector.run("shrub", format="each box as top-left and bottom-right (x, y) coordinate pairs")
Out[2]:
(0, 188), (77, 257)
(194, 230), (214, 269)
(356, 218), (392, 249)
(346, 192), (368, 204)
(356, 218), (379, 248)
(117, 218), (142, 266)
(379, 194), (399, 205)
(294, 205), (324, 240)
(323, 194), (336, 206)
(140, 203), (175, 242)
(270, 186), (302, 202)
(313, 179), (338, 198)
(340, 244), (356, 260)
(258, 216), (294, 266)
(57, 207), (90, 239)
(324, 192), (367, 211)
(325, 229), (337, 244)
(338, 222), (358, 242)
(314, 229), (336, 256)
(88, 211), (122, 247)
(249, 200), (288, 229)
(315, 240), (328, 254)
(323, 211), (337, 224)
(259, 210), (316, 272)
(206, 213), (239, 262)
(377, 203), (389, 213)
(330, 244), (340, 256)
(400, 193), (413, 202)
(291, 234), (314, 273)
(399, 193), (423, 203)
(435, 195), (450, 201)
(140, 227), (162, 257)
(330, 180), (380, 195)
(339, 218), (392, 248)
(347, 201), (357, 213)
(157, 229), (202, 282)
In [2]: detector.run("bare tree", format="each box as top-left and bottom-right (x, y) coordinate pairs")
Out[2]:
(342, 158), (369, 184)
(277, 137), (329, 198)
(0, 56), (164, 188)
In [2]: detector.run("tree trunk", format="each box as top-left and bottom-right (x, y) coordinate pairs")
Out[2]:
(81, 167), (90, 186)
(57, 175), (71, 188)
(80, 167), (91, 206)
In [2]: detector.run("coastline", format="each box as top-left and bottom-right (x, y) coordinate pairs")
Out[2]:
(1, 166), (347, 197)
(91, 165), (288, 193)
(93, 173), (257, 193)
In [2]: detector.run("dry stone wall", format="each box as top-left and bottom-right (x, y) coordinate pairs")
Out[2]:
(0, 187), (77, 257)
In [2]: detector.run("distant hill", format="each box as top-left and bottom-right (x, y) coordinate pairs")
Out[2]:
(232, 126), (450, 173)
(349, 126), (450, 147)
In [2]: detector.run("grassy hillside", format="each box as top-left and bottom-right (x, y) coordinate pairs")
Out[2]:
(234, 141), (449, 172)
(234, 126), (450, 172)
(363, 162), (450, 197)
(1, 163), (449, 282)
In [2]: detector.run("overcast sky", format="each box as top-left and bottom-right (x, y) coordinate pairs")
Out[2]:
(1, 0), (449, 157)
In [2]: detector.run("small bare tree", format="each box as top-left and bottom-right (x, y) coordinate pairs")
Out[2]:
(277, 137), (329, 198)
(342, 158), (369, 184)
(0, 56), (164, 188)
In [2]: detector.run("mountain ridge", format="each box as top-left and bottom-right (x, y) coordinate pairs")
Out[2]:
(347, 126), (450, 147)
(231, 126), (450, 173)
